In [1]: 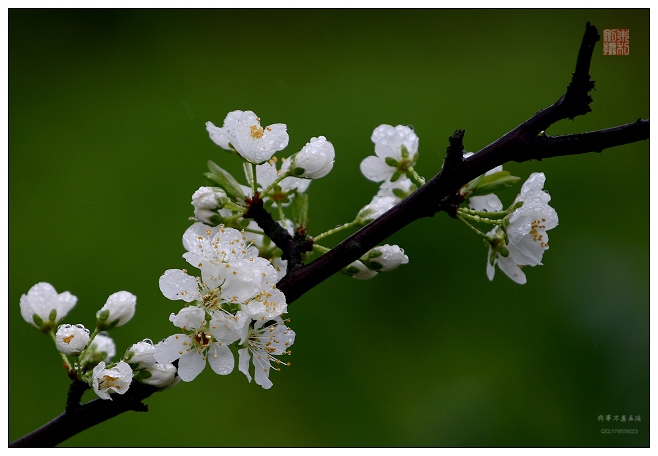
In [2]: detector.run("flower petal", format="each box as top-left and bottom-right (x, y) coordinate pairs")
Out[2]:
(208, 343), (234, 376)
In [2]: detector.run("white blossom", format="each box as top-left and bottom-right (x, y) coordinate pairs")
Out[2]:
(216, 110), (289, 164)
(154, 306), (246, 382)
(92, 361), (133, 400)
(55, 324), (90, 356)
(292, 136), (335, 179)
(20, 282), (77, 331)
(182, 223), (278, 303)
(238, 318), (295, 389)
(486, 173), (558, 284)
(97, 291), (137, 328)
(360, 124), (419, 182)
(206, 121), (231, 150)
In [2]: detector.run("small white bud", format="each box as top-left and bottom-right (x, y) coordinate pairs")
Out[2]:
(55, 324), (90, 356)
(124, 340), (157, 370)
(292, 136), (335, 179)
(191, 186), (228, 225)
(367, 244), (409, 272)
(140, 363), (178, 388)
(96, 291), (136, 329)
(343, 260), (378, 280)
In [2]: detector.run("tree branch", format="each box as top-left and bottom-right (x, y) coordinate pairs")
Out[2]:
(9, 381), (158, 447)
(277, 22), (649, 304)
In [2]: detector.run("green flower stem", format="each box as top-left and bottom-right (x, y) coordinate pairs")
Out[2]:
(457, 206), (512, 218)
(406, 166), (426, 187)
(456, 209), (504, 225)
(251, 163), (259, 195)
(313, 219), (360, 242)
(456, 214), (493, 241)
(260, 170), (292, 198)
(77, 327), (101, 367)
(276, 201), (286, 222)
(224, 201), (246, 212)
(48, 329), (72, 371)
(312, 244), (331, 254)
(241, 226), (265, 236)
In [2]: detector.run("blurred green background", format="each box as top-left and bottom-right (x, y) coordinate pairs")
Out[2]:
(9, 9), (649, 447)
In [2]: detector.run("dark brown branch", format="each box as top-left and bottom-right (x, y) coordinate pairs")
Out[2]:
(244, 194), (312, 272)
(10, 381), (157, 447)
(278, 22), (649, 303)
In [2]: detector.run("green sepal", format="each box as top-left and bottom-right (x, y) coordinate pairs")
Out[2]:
(384, 157), (399, 167)
(390, 171), (401, 182)
(368, 249), (383, 258)
(469, 171), (521, 197)
(133, 370), (153, 381)
(392, 188), (407, 199)
(343, 266), (360, 275)
(48, 309), (57, 323)
(32, 314), (44, 328)
(292, 167), (305, 177)
(400, 145), (410, 160)
(368, 261), (383, 271)
(292, 192), (309, 228)
(97, 309), (110, 323)
(205, 160), (246, 199)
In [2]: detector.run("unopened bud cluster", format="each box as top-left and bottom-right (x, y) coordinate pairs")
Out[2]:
(18, 282), (176, 400)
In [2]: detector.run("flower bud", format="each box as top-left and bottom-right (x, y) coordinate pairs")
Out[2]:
(96, 291), (136, 329)
(191, 186), (228, 225)
(292, 136), (335, 179)
(357, 195), (397, 224)
(55, 324), (90, 356)
(81, 333), (116, 367)
(124, 339), (157, 370)
(342, 260), (378, 280)
(365, 244), (409, 272)
(138, 363), (178, 388)
(19, 282), (77, 331)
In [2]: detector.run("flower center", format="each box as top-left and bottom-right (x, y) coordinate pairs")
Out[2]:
(99, 374), (121, 390)
(250, 125), (264, 139)
(530, 218), (549, 249)
(193, 330), (213, 349)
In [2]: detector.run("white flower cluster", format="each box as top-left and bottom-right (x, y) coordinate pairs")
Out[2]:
(18, 282), (173, 400)
(155, 222), (294, 389)
(358, 124), (420, 224)
(338, 124), (419, 280)
(485, 173), (558, 284)
(197, 110), (336, 278)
